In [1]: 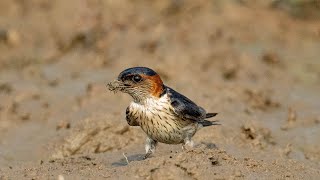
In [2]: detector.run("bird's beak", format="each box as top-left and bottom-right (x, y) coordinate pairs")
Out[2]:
(106, 80), (126, 93)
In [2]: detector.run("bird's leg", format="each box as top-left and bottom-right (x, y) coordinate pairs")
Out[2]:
(182, 137), (194, 150)
(144, 137), (157, 159)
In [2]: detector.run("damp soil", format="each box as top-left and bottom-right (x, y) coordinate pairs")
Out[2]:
(0, 0), (320, 179)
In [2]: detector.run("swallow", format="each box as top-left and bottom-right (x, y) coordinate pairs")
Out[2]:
(107, 67), (219, 159)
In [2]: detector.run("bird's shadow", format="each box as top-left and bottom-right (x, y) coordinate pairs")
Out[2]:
(198, 142), (218, 149)
(111, 153), (145, 167)
(111, 142), (217, 167)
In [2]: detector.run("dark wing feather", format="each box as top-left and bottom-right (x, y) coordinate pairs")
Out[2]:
(206, 113), (218, 118)
(125, 107), (139, 126)
(166, 86), (207, 121)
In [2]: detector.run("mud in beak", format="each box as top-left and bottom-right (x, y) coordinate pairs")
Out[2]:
(106, 80), (128, 93)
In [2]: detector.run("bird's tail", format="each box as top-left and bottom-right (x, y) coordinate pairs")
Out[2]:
(201, 113), (220, 127)
(200, 120), (220, 127)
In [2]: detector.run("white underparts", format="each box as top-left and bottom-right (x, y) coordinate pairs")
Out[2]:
(129, 94), (197, 144)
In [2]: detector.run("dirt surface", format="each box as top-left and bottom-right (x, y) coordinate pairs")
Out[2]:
(0, 0), (320, 179)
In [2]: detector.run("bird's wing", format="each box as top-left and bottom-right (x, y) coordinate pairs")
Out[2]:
(125, 107), (139, 126)
(165, 86), (207, 122)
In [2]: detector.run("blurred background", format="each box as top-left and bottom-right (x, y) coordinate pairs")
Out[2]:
(0, 0), (319, 179)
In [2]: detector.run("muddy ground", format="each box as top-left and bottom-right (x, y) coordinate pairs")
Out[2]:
(0, 0), (320, 179)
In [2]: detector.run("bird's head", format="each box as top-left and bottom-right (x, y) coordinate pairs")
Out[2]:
(107, 67), (164, 103)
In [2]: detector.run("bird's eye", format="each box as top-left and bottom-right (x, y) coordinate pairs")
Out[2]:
(132, 75), (142, 83)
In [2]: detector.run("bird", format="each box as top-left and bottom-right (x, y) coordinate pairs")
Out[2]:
(107, 67), (219, 159)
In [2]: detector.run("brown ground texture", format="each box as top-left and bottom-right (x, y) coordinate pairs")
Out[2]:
(0, 0), (320, 179)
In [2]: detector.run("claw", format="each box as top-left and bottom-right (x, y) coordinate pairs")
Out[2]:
(143, 152), (152, 160)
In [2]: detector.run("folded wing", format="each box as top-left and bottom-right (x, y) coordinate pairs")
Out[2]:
(166, 86), (217, 122)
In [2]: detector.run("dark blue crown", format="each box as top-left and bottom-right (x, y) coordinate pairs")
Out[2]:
(118, 67), (157, 80)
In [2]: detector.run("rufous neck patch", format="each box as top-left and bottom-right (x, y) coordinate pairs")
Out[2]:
(143, 74), (164, 98)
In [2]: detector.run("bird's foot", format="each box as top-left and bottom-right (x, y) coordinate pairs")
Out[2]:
(143, 151), (152, 160)
(144, 137), (157, 159)
(182, 139), (194, 151)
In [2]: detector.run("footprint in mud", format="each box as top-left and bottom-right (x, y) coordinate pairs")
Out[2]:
(111, 154), (145, 167)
